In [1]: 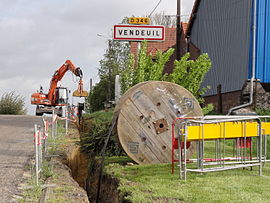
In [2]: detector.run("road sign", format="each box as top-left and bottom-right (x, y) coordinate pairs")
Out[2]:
(113, 25), (165, 41)
(128, 17), (150, 25)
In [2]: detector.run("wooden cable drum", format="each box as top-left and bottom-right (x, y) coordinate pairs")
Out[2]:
(114, 81), (203, 164)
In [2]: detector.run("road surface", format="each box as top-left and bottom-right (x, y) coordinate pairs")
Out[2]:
(0, 115), (42, 202)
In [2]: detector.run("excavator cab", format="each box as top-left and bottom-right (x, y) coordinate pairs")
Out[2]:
(56, 87), (68, 104)
(72, 79), (88, 97)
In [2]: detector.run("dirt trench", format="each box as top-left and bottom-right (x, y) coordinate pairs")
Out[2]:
(64, 129), (126, 203)
(65, 145), (89, 188)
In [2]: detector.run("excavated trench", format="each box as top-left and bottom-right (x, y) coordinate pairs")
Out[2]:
(64, 134), (126, 203)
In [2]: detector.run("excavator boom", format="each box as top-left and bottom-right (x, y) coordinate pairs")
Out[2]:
(47, 60), (87, 103)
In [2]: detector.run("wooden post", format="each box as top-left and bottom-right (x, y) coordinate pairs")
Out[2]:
(90, 78), (93, 94)
(176, 0), (181, 60)
(217, 84), (223, 113)
(253, 79), (258, 108)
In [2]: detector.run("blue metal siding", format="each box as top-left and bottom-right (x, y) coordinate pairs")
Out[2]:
(265, 1), (270, 82)
(254, 0), (270, 83)
(189, 0), (252, 96)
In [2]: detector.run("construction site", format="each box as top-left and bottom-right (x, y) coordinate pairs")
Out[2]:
(2, 0), (270, 203)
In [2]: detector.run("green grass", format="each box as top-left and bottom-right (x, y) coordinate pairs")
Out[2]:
(105, 137), (270, 203)
(20, 121), (68, 202)
(106, 162), (270, 203)
(105, 156), (133, 165)
(47, 120), (70, 154)
(192, 140), (235, 159)
(19, 159), (54, 202)
(83, 110), (114, 122)
(90, 109), (270, 202)
(19, 175), (43, 202)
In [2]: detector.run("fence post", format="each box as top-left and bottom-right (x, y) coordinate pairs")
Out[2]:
(34, 124), (39, 185)
(55, 117), (58, 136)
(52, 110), (55, 138)
(38, 125), (42, 171)
(65, 107), (68, 135)
(43, 118), (48, 158)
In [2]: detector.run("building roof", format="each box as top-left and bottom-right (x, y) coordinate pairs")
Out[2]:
(130, 27), (176, 56)
(186, 0), (201, 37)
(130, 23), (188, 57)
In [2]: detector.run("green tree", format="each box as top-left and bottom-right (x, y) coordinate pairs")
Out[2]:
(85, 78), (109, 113)
(86, 40), (130, 112)
(0, 92), (27, 115)
(120, 41), (212, 103)
(170, 53), (211, 102)
(99, 40), (130, 80)
(121, 42), (175, 92)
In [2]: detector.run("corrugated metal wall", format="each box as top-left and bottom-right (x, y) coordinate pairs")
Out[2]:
(189, 0), (252, 96)
(254, 0), (270, 83)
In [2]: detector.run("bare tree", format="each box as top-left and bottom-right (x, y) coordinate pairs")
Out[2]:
(150, 12), (176, 27)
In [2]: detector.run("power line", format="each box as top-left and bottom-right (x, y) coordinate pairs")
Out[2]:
(148, 0), (162, 17)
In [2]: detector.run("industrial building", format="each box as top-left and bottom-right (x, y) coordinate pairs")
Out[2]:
(186, 0), (270, 113)
(130, 0), (270, 114)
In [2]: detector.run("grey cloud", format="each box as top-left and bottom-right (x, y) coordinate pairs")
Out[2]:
(0, 0), (194, 114)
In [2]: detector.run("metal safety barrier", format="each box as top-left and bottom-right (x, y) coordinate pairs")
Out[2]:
(172, 115), (270, 181)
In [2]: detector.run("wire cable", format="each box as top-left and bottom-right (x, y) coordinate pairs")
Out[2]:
(148, 0), (162, 17)
(95, 114), (118, 203)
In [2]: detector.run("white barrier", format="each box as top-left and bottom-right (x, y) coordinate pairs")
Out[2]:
(33, 107), (77, 185)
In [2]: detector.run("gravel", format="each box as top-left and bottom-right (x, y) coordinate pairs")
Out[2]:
(0, 115), (42, 203)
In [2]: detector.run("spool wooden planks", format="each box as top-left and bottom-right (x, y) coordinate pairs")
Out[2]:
(115, 81), (203, 164)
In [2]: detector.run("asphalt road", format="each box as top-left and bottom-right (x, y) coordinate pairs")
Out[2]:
(0, 115), (42, 202)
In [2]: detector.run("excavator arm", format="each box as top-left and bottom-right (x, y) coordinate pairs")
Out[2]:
(48, 60), (88, 103)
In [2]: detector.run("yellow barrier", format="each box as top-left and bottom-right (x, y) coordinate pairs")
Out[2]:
(186, 122), (270, 141)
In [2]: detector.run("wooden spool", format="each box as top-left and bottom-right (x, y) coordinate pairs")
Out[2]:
(115, 81), (203, 164)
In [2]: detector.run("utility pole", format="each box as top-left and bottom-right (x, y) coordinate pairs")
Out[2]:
(176, 0), (181, 61)
(90, 78), (93, 93)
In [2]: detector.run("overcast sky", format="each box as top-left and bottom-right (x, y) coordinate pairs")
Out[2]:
(0, 0), (195, 115)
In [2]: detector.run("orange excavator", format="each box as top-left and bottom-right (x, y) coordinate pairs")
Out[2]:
(31, 60), (88, 116)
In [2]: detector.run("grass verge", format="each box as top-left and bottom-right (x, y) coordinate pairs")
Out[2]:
(20, 121), (87, 202)
(106, 161), (270, 203)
